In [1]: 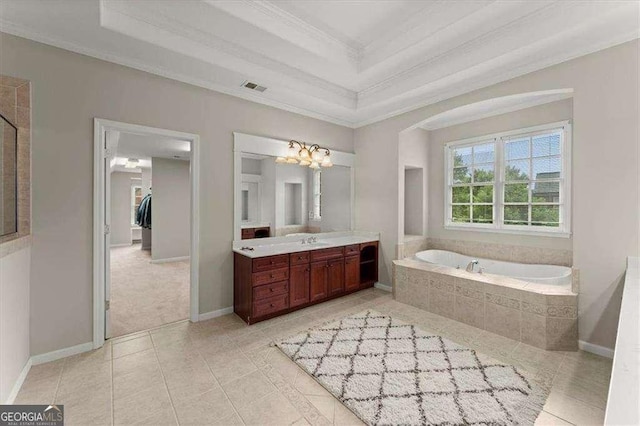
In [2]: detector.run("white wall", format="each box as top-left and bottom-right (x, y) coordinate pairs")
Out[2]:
(404, 168), (424, 236)
(398, 128), (429, 241)
(110, 171), (141, 246)
(261, 159), (275, 233)
(151, 158), (190, 261)
(241, 158), (262, 175)
(320, 166), (351, 232)
(275, 163), (308, 229)
(355, 40), (639, 350)
(0, 244), (30, 403)
(0, 33), (353, 355)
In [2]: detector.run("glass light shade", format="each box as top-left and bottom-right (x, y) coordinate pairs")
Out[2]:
(286, 157), (299, 164)
(287, 145), (298, 159)
(311, 149), (323, 162)
(275, 156), (287, 163)
(299, 147), (310, 160)
(299, 159), (311, 166)
(321, 154), (333, 167)
(309, 161), (320, 169)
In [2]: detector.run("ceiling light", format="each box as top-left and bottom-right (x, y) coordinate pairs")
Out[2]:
(124, 158), (139, 169)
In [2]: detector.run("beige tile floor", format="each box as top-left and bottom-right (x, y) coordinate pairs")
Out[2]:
(110, 244), (190, 337)
(15, 288), (612, 425)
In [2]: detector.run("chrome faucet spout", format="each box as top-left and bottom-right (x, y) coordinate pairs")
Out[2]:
(466, 260), (479, 272)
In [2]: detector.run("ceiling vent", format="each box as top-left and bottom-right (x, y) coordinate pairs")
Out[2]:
(242, 81), (267, 92)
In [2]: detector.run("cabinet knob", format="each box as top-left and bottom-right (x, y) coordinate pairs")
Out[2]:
(270, 261), (274, 264)
(270, 274), (274, 278)
(270, 304), (274, 308)
(270, 288), (274, 292)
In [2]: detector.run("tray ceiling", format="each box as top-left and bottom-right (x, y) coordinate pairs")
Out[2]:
(1, 0), (638, 127)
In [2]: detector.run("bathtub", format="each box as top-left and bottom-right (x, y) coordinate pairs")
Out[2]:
(415, 249), (571, 286)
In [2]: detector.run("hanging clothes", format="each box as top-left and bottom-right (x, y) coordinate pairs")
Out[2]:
(136, 193), (152, 229)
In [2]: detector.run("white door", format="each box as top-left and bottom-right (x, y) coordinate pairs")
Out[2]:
(104, 131), (115, 339)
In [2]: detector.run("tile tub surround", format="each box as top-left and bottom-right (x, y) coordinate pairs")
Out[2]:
(426, 238), (573, 267)
(0, 74), (31, 250)
(393, 259), (578, 351)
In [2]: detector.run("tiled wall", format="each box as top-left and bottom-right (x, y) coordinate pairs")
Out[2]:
(0, 75), (30, 255)
(394, 259), (578, 351)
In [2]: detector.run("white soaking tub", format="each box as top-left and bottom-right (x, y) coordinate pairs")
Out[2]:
(414, 249), (572, 286)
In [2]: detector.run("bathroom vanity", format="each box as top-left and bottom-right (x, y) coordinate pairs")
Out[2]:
(233, 234), (378, 324)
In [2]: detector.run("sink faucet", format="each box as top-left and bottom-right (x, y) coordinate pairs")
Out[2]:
(301, 236), (318, 244)
(466, 260), (479, 272)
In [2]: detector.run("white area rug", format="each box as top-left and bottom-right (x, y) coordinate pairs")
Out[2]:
(276, 310), (548, 425)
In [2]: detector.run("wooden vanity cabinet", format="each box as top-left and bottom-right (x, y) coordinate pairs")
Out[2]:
(234, 241), (378, 324)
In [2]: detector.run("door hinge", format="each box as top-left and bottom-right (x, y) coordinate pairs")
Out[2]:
(104, 224), (110, 235)
(105, 300), (110, 311)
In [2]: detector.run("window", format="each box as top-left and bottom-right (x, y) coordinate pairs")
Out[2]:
(445, 122), (571, 236)
(312, 170), (322, 219)
(131, 185), (142, 226)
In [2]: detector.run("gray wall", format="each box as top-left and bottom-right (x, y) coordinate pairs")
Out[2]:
(404, 168), (424, 236)
(355, 40), (639, 350)
(151, 158), (190, 261)
(320, 166), (351, 232)
(110, 172), (141, 246)
(0, 245), (30, 402)
(0, 33), (353, 355)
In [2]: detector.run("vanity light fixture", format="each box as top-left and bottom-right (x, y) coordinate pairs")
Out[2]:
(280, 140), (333, 168)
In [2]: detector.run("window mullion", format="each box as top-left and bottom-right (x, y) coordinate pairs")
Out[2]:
(496, 137), (504, 229)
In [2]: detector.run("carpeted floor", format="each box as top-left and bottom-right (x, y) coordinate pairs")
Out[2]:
(110, 244), (189, 337)
(277, 310), (548, 425)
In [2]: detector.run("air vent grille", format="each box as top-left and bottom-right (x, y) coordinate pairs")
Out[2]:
(242, 81), (267, 92)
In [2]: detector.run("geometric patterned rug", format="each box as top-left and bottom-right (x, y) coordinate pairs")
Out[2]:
(276, 310), (548, 425)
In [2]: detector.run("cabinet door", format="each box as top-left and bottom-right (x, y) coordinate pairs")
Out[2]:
(310, 261), (328, 302)
(344, 255), (360, 292)
(327, 258), (345, 296)
(290, 264), (310, 308)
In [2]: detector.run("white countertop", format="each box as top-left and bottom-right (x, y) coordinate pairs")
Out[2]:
(233, 231), (379, 258)
(604, 256), (640, 425)
(241, 223), (270, 229)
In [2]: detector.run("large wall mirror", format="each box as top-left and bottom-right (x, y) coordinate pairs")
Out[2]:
(234, 133), (354, 241)
(0, 113), (18, 237)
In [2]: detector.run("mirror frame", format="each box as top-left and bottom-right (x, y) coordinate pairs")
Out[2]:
(233, 132), (355, 242)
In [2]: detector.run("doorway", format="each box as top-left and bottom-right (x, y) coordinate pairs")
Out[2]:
(93, 119), (200, 347)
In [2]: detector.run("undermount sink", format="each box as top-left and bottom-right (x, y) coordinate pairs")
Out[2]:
(304, 241), (329, 247)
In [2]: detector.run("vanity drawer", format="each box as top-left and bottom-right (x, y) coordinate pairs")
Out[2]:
(290, 251), (310, 265)
(253, 254), (289, 272)
(253, 294), (289, 318)
(252, 267), (289, 287)
(345, 244), (360, 256)
(254, 280), (289, 301)
(310, 247), (344, 262)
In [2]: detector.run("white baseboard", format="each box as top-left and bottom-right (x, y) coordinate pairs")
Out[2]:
(110, 243), (131, 248)
(4, 358), (32, 404)
(579, 340), (614, 359)
(150, 256), (190, 264)
(30, 342), (94, 365)
(198, 306), (234, 321)
(374, 282), (392, 292)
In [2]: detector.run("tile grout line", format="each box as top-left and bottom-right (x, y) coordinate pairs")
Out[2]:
(150, 340), (181, 426)
(193, 338), (246, 425)
(52, 358), (66, 404)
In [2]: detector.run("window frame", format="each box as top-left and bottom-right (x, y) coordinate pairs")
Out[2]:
(444, 121), (571, 237)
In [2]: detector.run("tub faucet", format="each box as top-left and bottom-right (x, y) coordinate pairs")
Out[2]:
(466, 260), (479, 272)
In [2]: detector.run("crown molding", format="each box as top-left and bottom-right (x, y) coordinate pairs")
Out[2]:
(0, 18), (356, 127)
(206, 0), (361, 63)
